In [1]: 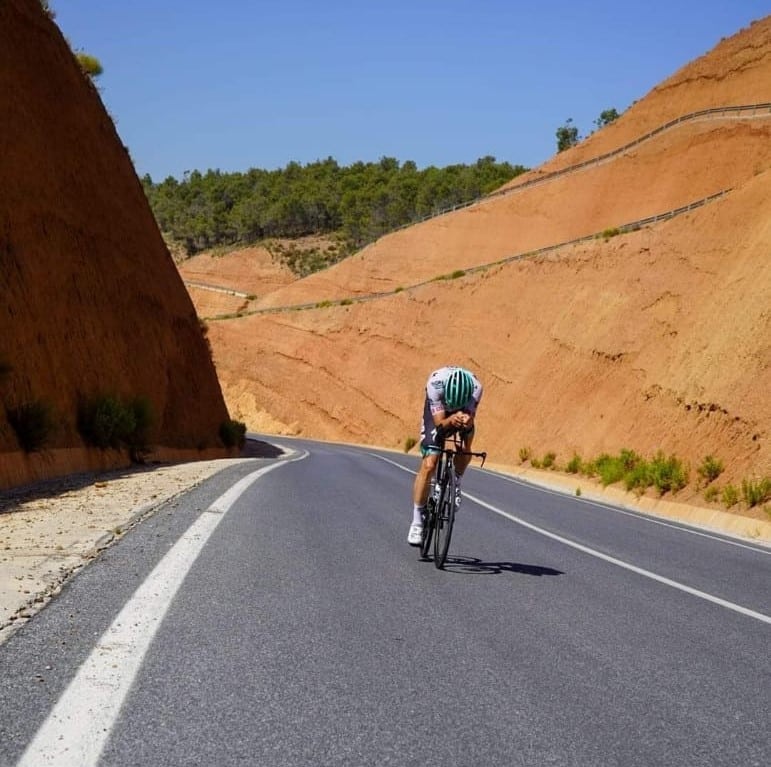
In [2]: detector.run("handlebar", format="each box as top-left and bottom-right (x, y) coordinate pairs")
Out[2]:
(441, 432), (487, 467)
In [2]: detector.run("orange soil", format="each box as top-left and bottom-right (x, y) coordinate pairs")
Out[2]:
(191, 16), (771, 521)
(0, 0), (231, 488)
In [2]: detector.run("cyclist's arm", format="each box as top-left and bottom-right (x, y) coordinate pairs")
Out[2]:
(433, 410), (471, 431)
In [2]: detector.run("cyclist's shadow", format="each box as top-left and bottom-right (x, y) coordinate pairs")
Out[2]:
(440, 555), (564, 577)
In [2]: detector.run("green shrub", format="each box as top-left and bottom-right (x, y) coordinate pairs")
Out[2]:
(621, 451), (686, 495)
(125, 396), (154, 459)
(519, 446), (531, 463)
(697, 455), (724, 484)
(219, 418), (247, 449)
(592, 453), (626, 486)
(268, 242), (349, 277)
(566, 454), (582, 474)
(6, 400), (53, 452)
(78, 395), (136, 449)
(612, 449), (643, 488)
(75, 52), (103, 79)
(404, 436), (417, 453)
(721, 484), (738, 508)
(542, 451), (556, 469)
(450, 269), (466, 279)
(624, 451), (688, 495)
(618, 448), (643, 471)
(624, 461), (652, 492)
(741, 477), (771, 508)
(77, 395), (153, 458)
(531, 458), (542, 469)
(590, 450), (641, 486)
(601, 227), (621, 240)
(703, 485), (719, 503)
(648, 452), (688, 494)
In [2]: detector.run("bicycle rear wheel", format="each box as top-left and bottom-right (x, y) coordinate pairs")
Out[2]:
(433, 467), (456, 569)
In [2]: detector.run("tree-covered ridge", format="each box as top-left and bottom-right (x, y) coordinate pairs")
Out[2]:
(141, 156), (527, 261)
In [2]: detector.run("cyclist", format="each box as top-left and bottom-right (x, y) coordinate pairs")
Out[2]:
(408, 366), (483, 545)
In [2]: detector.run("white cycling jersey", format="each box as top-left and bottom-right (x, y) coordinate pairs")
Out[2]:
(425, 366), (483, 415)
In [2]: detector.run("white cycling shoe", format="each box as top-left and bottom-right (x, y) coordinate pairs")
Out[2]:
(407, 523), (423, 546)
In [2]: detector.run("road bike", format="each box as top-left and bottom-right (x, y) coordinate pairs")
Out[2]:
(420, 432), (486, 569)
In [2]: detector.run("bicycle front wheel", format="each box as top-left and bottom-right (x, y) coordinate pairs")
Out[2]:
(433, 470), (456, 569)
(419, 496), (436, 559)
(422, 458), (446, 561)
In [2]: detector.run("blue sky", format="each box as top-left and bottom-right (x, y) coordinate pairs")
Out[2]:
(52, 1), (769, 181)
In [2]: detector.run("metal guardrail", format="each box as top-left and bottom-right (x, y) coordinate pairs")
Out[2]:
(206, 188), (732, 320)
(184, 280), (250, 298)
(203, 103), (770, 319)
(464, 189), (730, 274)
(387, 102), (771, 233)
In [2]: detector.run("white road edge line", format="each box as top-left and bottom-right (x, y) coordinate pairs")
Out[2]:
(17, 449), (307, 767)
(370, 452), (771, 625)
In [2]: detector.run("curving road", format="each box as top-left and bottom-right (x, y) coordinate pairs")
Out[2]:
(0, 437), (768, 766)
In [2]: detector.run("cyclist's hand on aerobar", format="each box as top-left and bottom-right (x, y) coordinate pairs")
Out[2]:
(447, 412), (472, 429)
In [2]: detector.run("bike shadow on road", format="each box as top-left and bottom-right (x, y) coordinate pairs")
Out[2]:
(439, 555), (564, 577)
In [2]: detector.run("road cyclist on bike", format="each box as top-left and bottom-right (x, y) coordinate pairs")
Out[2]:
(407, 365), (483, 546)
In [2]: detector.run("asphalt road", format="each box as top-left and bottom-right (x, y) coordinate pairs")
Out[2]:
(0, 437), (768, 766)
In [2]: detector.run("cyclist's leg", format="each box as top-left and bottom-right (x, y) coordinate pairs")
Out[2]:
(413, 451), (439, 508)
(409, 401), (442, 544)
(414, 397), (444, 507)
(409, 453), (439, 545)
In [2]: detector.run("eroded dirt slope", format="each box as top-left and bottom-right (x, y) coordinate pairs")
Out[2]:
(179, 246), (296, 318)
(0, 0), (231, 488)
(197, 15), (770, 512)
(249, 119), (770, 310)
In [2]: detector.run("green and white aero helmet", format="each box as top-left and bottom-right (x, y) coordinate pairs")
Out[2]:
(445, 368), (474, 410)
